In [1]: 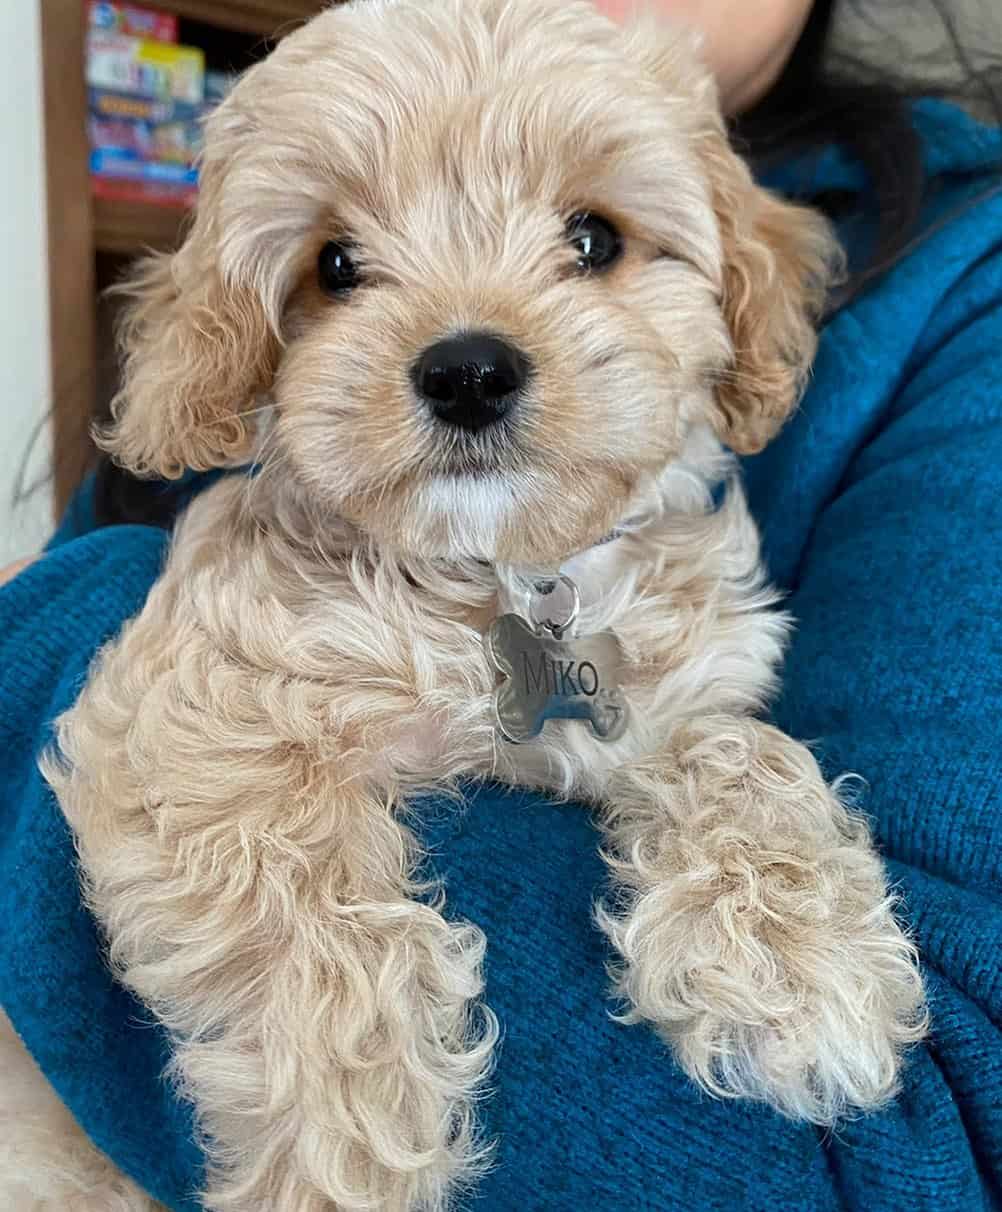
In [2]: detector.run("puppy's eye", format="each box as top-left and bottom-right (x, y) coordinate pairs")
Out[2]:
(566, 212), (622, 273)
(318, 240), (361, 295)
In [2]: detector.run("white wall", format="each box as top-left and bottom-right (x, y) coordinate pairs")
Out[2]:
(0, 0), (52, 564)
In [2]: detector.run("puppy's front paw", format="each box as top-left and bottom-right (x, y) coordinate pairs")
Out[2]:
(601, 725), (928, 1125)
(601, 828), (927, 1124)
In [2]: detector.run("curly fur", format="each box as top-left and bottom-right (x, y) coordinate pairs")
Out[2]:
(5, 2), (922, 1208)
(599, 719), (927, 1124)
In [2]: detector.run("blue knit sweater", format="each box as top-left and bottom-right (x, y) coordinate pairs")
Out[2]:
(2, 101), (1001, 1211)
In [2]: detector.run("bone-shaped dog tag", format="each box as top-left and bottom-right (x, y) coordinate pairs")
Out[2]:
(486, 612), (629, 744)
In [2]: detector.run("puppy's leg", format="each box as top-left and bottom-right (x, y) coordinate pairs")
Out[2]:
(0, 1009), (162, 1211)
(599, 715), (927, 1125)
(46, 709), (495, 1211)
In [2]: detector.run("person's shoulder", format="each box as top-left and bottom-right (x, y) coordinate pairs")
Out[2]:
(889, 101), (1002, 302)
(745, 106), (1002, 582)
(881, 105), (1002, 400)
(839, 103), (1002, 383)
(911, 98), (1002, 183)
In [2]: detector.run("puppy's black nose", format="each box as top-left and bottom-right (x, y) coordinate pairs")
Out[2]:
(413, 333), (530, 432)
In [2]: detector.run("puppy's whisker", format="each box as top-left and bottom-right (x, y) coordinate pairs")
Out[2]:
(189, 402), (276, 433)
(240, 430), (290, 533)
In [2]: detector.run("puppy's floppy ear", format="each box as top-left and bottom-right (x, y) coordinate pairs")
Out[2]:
(626, 18), (842, 454)
(702, 129), (841, 454)
(100, 116), (278, 478)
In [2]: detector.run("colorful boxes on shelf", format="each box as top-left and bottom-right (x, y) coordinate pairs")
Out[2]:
(85, 2), (234, 209)
(87, 1), (178, 43)
(86, 34), (205, 106)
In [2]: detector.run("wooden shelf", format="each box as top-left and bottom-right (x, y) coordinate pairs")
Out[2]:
(42, 0), (331, 512)
(157, 0), (322, 36)
(94, 196), (191, 255)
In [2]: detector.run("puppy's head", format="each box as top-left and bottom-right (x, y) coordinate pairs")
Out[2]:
(105, 0), (838, 564)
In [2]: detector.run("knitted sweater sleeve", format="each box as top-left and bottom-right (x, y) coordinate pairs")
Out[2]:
(0, 526), (204, 1209)
(771, 242), (1002, 1206)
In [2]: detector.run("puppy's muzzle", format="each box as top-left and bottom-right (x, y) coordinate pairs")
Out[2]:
(412, 332), (531, 433)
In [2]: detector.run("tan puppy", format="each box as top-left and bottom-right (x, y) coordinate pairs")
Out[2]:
(8, 1), (926, 1208)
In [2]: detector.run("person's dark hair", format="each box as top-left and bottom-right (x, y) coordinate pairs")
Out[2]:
(736, 0), (1002, 300)
(92, 0), (1002, 527)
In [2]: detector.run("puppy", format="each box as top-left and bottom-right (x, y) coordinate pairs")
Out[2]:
(11, 1), (927, 1208)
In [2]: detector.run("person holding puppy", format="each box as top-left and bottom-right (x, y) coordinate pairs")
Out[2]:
(1, 1), (1000, 1210)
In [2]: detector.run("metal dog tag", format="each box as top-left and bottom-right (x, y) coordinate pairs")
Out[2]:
(485, 577), (628, 744)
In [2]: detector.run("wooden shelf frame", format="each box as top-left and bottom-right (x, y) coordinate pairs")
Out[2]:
(43, 0), (97, 515)
(156, 0), (320, 36)
(42, 0), (327, 513)
(93, 196), (191, 254)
